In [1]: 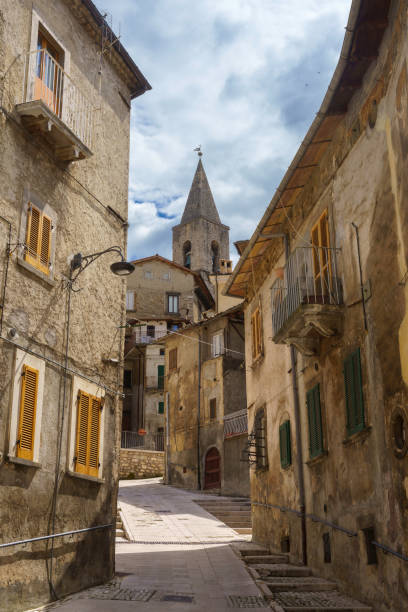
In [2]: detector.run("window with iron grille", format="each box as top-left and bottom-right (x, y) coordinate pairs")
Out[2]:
(306, 383), (324, 458)
(279, 420), (292, 469)
(169, 348), (177, 371)
(343, 348), (365, 436)
(210, 398), (217, 420)
(254, 408), (268, 469)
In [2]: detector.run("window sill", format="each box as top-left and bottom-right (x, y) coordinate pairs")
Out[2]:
(67, 470), (104, 484)
(17, 256), (56, 286)
(343, 426), (372, 447)
(7, 456), (41, 469)
(306, 450), (328, 467)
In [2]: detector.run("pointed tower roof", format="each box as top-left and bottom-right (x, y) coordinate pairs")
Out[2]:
(181, 159), (222, 225)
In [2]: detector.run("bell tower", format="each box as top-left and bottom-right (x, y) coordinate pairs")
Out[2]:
(172, 152), (230, 273)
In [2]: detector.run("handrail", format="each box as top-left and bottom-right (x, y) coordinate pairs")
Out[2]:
(372, 541), (408, 562)
(0, 523), (113, 550)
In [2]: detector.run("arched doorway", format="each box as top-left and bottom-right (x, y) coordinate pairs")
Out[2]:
(204, 447), (221, 489)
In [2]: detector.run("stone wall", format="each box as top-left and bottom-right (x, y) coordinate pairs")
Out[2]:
(120, 449), (165, 479)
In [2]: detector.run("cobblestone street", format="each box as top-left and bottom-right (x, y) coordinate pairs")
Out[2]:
(30, 478), (267, 611)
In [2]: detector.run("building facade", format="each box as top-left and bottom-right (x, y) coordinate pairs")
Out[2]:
(226, 1), (408, 610)
(0, 1), (149, 609)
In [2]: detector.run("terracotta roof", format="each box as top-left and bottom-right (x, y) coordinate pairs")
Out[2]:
(234, 240), (249, 256)
(178, 159), (227, 227)
(225, 0), (391, 298)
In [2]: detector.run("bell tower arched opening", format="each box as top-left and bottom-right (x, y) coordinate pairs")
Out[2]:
(183, 241), (192, 269)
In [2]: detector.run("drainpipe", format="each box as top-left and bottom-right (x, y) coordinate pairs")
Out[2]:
(264, 232), (308, 566)
(197, 329), (202, 489)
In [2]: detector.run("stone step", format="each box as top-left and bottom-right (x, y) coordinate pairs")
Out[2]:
(116, 521), (122, 528)
(260, 576), (337, 593)
(116, 529), (125, 537)
(240, 547), (269, 557)
(209, 511), (252, 518)
(254, 564), (312, 578)
(200, 505), (251, 512)
(222, 522), (252, 529)
(244, 554), (289, 565)
(269, 590), (372, 611)
(233, 527), (252, 534)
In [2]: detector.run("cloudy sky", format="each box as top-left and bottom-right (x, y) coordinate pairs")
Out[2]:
(96, 1), (352, 262)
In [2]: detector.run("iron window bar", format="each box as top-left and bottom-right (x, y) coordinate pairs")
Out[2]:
(0, 523), (113, 550)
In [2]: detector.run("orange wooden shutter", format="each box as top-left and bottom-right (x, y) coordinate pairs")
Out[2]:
(25, 205), (41, 267)
(88, 397), (101, 477)
(39, 214), (51, 274)
(17, 365), (39, 461)
(75, 391), (90, 475)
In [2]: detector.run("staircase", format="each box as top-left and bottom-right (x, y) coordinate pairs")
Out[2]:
(115, 507), (128, 542)
(195, 497), (252, 535)
(233, 545), (372, 611)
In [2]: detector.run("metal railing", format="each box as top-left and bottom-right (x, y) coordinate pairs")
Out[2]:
(0, 523), (113, 550)
(224, 409), (248, 438)
(133, 329), (168, 345)
(271, 246), (342, 336)
(20, 49), (93, 150)
(121, 431), (165, 451)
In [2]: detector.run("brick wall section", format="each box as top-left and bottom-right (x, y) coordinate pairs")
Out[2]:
(120, 449), (165, 479)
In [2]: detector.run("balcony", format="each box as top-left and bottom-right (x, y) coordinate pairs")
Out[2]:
(133, 329), (168, 345)
(271, 246), (343, 356)
(121, 431), (164, 451)
(224, 409), (248, 438)
(15, 49), (93, 161)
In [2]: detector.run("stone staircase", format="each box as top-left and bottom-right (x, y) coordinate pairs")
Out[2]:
(233, 544), (372, 611)
(115, 507), (128, 542)
(195, 497), (252, 535)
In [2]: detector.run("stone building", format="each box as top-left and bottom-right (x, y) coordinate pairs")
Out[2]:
(0, 1), (149, 609)
(226, 1), (408, 609)
(123, 255), (214, 441)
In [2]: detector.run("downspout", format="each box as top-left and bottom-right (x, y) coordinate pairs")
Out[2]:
(268, 233), (308, 566)
(165, 390), (170, 484)
(197, 329), (202, 489)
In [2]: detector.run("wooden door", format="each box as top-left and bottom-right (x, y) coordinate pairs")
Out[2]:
(204, 447), (221, 489)
(35, 32), (62, 116)
(311, 210), (332, 298)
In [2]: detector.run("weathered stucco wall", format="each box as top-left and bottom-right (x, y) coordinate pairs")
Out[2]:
(244, 3), (408, 610)
(120, 449), (164, 479)
(0, 1), (143, 609)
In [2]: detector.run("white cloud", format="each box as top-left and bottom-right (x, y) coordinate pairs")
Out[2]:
(95, 1), (352, 260)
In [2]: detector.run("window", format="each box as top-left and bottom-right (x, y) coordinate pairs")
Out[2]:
(211, 241), (219, 273)
(9, 349), (45, 465)
(169, 348), (177, 371)
(144, 270), (153, 279)
(183, 241), (191, 269)
(279, 420), (292, 469)
(123, 370), (132, 388)
(254, 408), (268, 469)
(167, 294), (179, 314)
(160, 348), (165, 356)
(251, 307), (262, 360)
(35, 31), (62, 116)
(343, 348), (365, 436)
(147, 325), (155, 338)
(24, 202), (52, 275)
(311, 209), (332, 296)
(210, 398), (217, 420)
(16, 365), (39, 461)
(74, 390), (102, 478)
(126, 291), (136, 310)
(212, 331), (224, 358)
(158, 365), (165, 389)
(158, 401), (164, 415)
(306, 384), (324, 458)
(163, 272), (170, 280)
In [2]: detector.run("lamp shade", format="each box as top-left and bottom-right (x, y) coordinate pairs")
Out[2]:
(110, 261), (135, 276)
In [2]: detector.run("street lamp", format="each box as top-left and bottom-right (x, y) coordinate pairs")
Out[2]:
(70, 246), (135, 281)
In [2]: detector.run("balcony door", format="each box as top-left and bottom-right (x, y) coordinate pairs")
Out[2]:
(311, 210), (332, 299)
(35, 32), (62, 117)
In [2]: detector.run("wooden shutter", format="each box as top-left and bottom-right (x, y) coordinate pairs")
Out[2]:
(169, 348), (177, 371)
(158, 365), (165, 389)
(344, 348), (365, 435)
(158, 401), (164, 414)
(307, 384), (324, 458)
(25, 204), (51, 275)
(210, 398), (217, 420)
(251, 308), (262, 359)
(279, 420), (291, 468)
(75, 391), (90, 474)
(39, 214), (51, 274)
(88, 397), (101, 477)
(17, 365), (39, 461)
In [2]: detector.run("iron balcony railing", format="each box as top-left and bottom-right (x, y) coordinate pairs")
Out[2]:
(271, 246), (342, 336)
(133, 329), (168, 345)
(121, 431), (165, 451)
(20, 49), (93, 150)
(224, 409), (248, 438)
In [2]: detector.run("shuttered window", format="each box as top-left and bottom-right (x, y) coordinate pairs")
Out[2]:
(279, 420), (292, 469)
(75, 390), (102, 478)
(307, 384), (324, 458)
(157, 365), (165, 389)
(210, 398), (217, 420)
(343, 348), (365, 436)
(25, 203), (52, 275)
(251, 307), (262, 360)
(17, 365), (39, 461)
(169, 348), (177, 371)
(158, 401), (164, 415)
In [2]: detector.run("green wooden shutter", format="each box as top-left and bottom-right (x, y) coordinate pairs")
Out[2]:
(158, 401), (164, 414)
(158, 365), (164, 389)
(279, 420), (291, 468)
(307, 384), (323, 458)
(344, 348), (365, 436)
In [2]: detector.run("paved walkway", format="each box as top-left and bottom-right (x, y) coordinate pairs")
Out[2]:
(35, 478), (268, 611)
